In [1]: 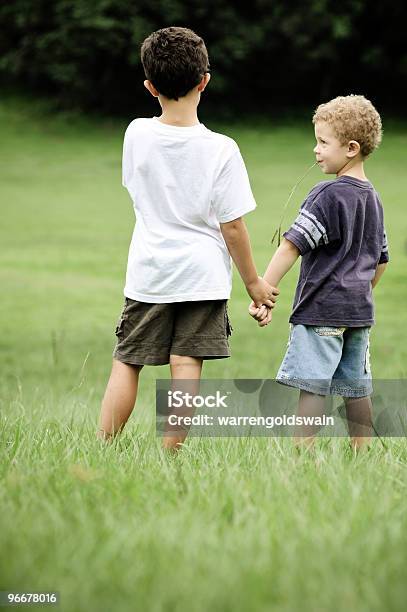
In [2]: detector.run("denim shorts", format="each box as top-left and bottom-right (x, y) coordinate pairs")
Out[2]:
(276, 324), (372, 398)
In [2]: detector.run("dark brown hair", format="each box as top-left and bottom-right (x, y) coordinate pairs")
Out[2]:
(141, 27), (210, 100)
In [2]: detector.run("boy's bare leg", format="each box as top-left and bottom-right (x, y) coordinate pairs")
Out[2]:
(162, 355), (203, 452)
(97, 359), (143, 441)
(345, 395), (373, 451)
(294, 389), (327, 449)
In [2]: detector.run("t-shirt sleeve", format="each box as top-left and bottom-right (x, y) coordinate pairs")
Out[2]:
(211, 147), (257, 223)
(379, 228), (389, 263)
(283, 189), (335, 255)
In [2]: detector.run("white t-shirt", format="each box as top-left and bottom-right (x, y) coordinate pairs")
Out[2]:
(122, 117), (257, 303)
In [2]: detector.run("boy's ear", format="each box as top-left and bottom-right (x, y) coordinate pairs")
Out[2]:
(197, 73), (211, 93)
(347, 140), (361, 158)
(144, 80), (160, 98)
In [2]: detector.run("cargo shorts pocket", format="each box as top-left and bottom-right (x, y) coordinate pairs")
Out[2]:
(225, 306), (233, 337)
(115, 299), (129, 340)
(313, 326), (347, 337)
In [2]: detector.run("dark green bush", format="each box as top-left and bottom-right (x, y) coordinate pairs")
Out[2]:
(0, 1), (405, 115)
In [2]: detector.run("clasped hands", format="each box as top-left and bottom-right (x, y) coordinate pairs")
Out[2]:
(246, 277), (279, 327)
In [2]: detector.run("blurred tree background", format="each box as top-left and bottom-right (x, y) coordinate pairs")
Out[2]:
(0, 0), (406, 116)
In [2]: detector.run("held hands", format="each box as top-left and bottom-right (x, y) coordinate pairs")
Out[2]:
(246, 277), (279, 327)
(246, 277), (279, 308)
(248, 302), (272, 327)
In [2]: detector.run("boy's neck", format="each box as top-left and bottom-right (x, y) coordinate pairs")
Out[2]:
(336, 159), (368, 182)
(157, 92), (200, 127)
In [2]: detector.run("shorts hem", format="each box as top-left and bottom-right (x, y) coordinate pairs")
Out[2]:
(276, 376), (329, 396)
(330, 385), (373, 398)
(113, 347), (231, 365)
(170, 347), (230, 359)
(277, 376), (372, 398)
(113, 350), (170, 366)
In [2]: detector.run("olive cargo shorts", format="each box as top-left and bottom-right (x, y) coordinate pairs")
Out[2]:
(112, 298), (233, 366)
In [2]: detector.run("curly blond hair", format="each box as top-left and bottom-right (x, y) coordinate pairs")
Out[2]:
(313, 95), (382, 157)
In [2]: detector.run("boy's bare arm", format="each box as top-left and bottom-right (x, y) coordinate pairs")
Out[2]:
(249, 238), (301, 326)
(372, 263), (387, 289)
(262, 237), (301, 287)
(220, 218), (280, 307)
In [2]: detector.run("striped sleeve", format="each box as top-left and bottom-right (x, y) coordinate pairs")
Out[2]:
(283, 206), (329, 254)
(379, 229), (389, 263)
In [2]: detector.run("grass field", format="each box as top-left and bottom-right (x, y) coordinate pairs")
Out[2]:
(1, 97), (407, 612)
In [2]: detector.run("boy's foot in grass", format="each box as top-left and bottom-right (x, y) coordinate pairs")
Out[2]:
(162, 435), (187, 453)
(293, 438), (316, 455)
(349, 440), (372, 453)
(96, 429), (115, 443)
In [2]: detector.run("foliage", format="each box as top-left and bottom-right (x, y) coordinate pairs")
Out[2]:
(0, 0), (407, 113)
(1, 1), (406, 114)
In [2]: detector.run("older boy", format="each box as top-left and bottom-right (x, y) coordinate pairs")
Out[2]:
(97, 27), (278, 449)
(251, 95), (389, 449)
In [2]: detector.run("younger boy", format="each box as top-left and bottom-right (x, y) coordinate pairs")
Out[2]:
(250, 95), (389, 449)
(97, 27), (278, 450)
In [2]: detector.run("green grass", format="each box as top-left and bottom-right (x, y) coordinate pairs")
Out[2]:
(1, 97), (407, 612)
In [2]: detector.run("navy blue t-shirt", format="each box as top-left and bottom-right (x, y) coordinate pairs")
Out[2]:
(284, 175), (389, 327)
